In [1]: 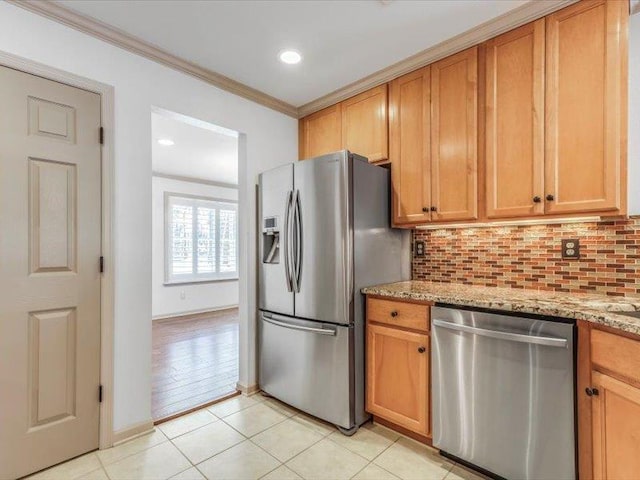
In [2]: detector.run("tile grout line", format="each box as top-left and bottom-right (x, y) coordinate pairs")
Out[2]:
(359, 435), (402, 479)
(169, 431), (245, 470)
(100, 396), (466, 480)
(101, 462), (113, 480)
(95, 429), (169, 472)
(280, 424), (378, 479)
(166, 402), (293, 471)
(248, 416), (329, 474)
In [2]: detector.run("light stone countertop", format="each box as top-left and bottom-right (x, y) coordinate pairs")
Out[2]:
(362, 281), (640, 336)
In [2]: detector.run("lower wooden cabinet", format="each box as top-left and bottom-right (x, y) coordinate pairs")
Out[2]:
(591, 371), (640, 479)
(366, 322), (430, 437)
(581, 325), (640, 480)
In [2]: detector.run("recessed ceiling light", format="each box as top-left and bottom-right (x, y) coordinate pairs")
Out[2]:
(158, 138), (175, 146)
(279, 50), (302, 65)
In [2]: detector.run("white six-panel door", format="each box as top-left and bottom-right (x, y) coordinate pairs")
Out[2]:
(0, 65), (102, 479)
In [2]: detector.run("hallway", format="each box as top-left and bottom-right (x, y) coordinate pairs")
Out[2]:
(152, 308), (239, 420)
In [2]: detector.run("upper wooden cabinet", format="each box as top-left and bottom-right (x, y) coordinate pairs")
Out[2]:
(299, 0), (628, 224)
(298, 85), (388, 163)
(544, 0), (627, 215)
(390, 48), (479, 226)
(431, 47), (478, 222)
(485, 20), (545, 219)
(299, 104), (342, 160)
(390, 66), (431, 225)
(342, 84), (388, 163)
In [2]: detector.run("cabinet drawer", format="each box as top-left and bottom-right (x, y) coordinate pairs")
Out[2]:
(591, 329), (640, 385)
(367, 298), (429, 332)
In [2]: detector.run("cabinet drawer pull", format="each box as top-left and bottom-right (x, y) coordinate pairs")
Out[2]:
(418, 346), (426, 353)
(390, 311), (398, 317)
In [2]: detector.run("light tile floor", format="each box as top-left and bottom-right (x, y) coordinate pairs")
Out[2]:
(28, 393), (486, 480)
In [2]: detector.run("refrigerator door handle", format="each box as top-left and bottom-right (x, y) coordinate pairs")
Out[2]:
(283, 190), (294, 292)
(262, 313), (336, 336)
(293, 189), (303, 293)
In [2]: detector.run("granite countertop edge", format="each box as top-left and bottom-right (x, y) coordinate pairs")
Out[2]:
(362, 282), (640, 337)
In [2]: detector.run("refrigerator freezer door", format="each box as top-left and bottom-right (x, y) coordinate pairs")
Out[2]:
(258, 164), (294, 316)
(293, 151), (351, 325)
(258, 311), (352, 428)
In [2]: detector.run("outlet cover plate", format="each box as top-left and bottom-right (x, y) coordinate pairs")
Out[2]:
(561, 238), (580, 259)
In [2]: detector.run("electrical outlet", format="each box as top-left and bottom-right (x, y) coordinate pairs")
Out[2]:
(415, 240), (425, 258)
(561, 239), (580, 259)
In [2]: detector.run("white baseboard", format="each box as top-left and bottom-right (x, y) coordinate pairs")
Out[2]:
(111, 419), (155, 446)
(152, 304), (238, 321)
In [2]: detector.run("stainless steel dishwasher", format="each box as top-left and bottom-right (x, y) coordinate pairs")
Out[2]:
(431, 305), (576, 480)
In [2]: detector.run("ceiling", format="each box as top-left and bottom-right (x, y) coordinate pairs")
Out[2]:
(152, 111), (238, 185)
(55, 0), (529, 107)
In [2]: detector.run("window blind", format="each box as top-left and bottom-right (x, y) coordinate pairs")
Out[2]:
(165, 194), (238, 283)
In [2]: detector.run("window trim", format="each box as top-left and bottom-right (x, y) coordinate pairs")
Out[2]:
(163, 192), (238, 284)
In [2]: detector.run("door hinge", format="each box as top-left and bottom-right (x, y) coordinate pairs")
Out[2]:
(99, 256), (104, 273)
(99, 127), (104, 145)
(99, 385), (103, 403)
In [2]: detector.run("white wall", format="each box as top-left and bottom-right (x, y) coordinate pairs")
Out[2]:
(152, 176), (239, 319)
(629, 12), (640, 215)
(0, 3), (297, 432)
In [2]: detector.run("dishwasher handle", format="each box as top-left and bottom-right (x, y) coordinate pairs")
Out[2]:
(432, 318), (568, 348)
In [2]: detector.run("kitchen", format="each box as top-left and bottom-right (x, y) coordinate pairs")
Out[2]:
(0, 1), (638, 479)
(259, 0), (638, 479)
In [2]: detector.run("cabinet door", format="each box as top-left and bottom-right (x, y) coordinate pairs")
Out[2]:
(545, 0), (627, 214)
(591, 371), (640, 479)
(389, 66), (431, 225)
(431, 47), (478, 221)
(485, 20), (545, 219)
(342, 85), (388, 163)
(299, 104), (342, 160)
(366, 323), (429, 435)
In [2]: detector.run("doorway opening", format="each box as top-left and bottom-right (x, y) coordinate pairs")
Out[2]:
(151, 108), (240, 422)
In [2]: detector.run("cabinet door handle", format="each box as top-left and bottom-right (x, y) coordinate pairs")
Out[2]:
(546, 194), (555, 201)
(585, 387), (600, 397)
(390, 311), (398, 317)
(418, 346), (426, 353)
(422, 207), (428, 213)
(533, 196), (541, 203)
(430, 206), (437, 212)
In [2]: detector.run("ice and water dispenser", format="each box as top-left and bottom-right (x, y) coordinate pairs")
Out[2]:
(262, 216), (280, 264)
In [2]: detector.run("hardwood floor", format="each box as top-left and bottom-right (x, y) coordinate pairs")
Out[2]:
(152, 308), (239, 421)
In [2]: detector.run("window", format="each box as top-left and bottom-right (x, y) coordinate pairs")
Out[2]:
(165, 194), (238, 283)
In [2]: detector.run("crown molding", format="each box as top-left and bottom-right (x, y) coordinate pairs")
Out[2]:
(8, 0), (299, 118)
(152, 171), (239, 190)
(10, 0), (582, 120)
(297, 0), (578, 118)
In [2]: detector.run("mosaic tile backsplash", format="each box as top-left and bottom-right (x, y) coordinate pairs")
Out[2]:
(412, 218), (640, 296)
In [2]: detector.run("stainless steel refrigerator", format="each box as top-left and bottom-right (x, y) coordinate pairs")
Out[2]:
(258, 150), (410, 434)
